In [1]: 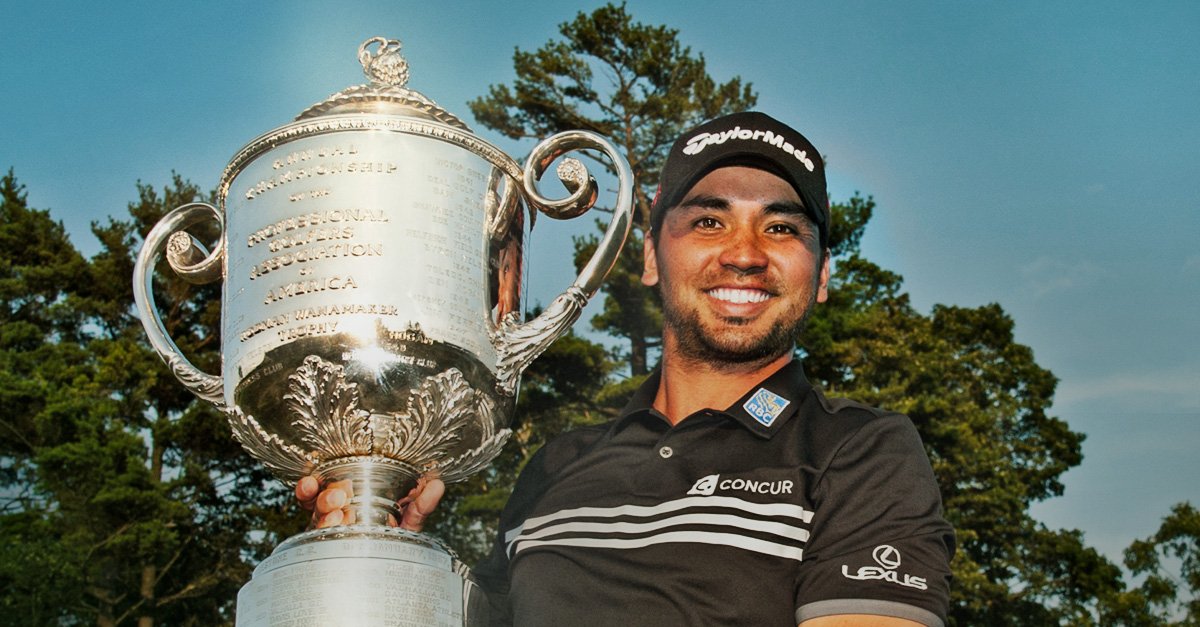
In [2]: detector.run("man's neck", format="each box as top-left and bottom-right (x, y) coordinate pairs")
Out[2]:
(652, 351), (793, 425)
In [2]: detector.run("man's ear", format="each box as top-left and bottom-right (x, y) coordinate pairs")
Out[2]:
(641, 232), (659, 287)
(815, 250), (831, 303)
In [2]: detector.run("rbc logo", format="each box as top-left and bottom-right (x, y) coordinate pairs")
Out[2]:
(743, 388), (789, 427)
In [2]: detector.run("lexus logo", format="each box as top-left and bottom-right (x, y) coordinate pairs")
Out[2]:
(842, 544), (927, 590)
(872, 545), (902, 569)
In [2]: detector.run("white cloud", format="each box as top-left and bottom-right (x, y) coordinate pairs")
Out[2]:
(1056, 368), (1200, 411)
(1020, 256), (1104, 297)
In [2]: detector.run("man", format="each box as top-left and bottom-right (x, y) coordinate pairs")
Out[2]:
(299, 112), (955, 626)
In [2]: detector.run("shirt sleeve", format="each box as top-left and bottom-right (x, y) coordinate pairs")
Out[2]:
(472, 448), (552, 627)
(794, 412), (955, 626)
(472, 530), (513, 627)
(470, 439), (564, 627)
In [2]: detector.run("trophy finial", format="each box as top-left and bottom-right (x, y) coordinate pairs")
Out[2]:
(296, 34), (466, 126)
(359, 36), (409, 87)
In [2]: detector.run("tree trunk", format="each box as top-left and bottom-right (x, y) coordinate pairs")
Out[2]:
(137, 432), (166, 627)
(137, 564), (156, 627)
(630, 332), (647, 376)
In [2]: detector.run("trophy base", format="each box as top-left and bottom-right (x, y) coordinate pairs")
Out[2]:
(236, 527), (487, 626)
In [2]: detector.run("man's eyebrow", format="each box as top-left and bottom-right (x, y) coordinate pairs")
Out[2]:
(676, 194), (730, 211)
(673, 197), (811, 228)
(765, 200), (819, 240)
(764, 200), (807, 216)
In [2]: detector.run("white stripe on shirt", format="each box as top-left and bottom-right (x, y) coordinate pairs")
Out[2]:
(513, 529), (805, 562)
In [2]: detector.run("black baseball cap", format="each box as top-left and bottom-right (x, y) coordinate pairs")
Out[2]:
(650, 111), (829, 249)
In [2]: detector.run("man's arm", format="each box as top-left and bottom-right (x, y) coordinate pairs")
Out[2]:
(793, 411), (954, 626)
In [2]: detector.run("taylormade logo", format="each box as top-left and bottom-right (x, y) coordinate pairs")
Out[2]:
(682, 126), (816, 172)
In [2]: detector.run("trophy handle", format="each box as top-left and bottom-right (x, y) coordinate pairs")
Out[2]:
(493, 130), (634, 395)
(132, 202), (227, 409)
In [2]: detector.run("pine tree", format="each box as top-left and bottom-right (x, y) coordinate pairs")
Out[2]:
(0, 171), (304, 625)
(470, 2), (756, 377)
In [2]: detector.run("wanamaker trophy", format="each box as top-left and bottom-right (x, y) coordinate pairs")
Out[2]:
(133, 36), (633, 626)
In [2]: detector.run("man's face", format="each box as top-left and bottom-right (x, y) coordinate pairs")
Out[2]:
(643, 166), (829, 368)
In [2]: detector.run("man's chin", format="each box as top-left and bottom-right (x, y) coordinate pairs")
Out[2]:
(679, 331), (793, 366)
(665, 306), (808, 366)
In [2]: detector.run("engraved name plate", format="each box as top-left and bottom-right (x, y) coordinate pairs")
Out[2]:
(236, 530), (467, 627)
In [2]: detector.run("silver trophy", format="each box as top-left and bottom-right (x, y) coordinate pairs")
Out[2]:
(133, 37), (632, 626)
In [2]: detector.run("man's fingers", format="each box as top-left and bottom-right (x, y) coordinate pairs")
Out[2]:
(400, 478), (446, 532)
(300, 476), (442, 531)
(413, 478), (446, 513)
(297, 477), (364, 529)
(315, 487), (347, 514)
(319, 509), (344, 528)
(296, 475), (320, 510)
(312, 479), (354, 515)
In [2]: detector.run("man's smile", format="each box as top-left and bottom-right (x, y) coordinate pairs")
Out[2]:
(706, 287), (772, 305)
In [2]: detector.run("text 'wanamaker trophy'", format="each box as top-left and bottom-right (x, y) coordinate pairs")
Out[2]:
(133, 37), (632, 626)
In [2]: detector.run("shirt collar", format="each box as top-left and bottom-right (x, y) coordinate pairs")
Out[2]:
(616, 360), (813, 439)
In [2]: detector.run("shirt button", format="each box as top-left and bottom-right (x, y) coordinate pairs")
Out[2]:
(659, 446), (674, 459)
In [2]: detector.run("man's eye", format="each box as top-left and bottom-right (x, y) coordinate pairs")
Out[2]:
(766, 223), (799, 235)
(695, 217), (721, 229)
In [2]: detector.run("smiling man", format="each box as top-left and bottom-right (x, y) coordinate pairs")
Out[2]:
(469, 111), (955, 626)
(300, 112), (955, 626)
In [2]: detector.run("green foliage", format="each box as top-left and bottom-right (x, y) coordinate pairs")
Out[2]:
(0, 170), (302, 626)
(1, 5), (1194, 624)
(573, 224), (662, 374)
(470, 2), (756, 376)
(802, 197), (1164, 624)
(1122, 502), (1200, 623)
(470, 2), (755, 220)
(468, 6), (1192, 621)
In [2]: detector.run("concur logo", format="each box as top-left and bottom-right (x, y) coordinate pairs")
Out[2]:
(687, 474), (795, 497)
(841, 545), (928, 591)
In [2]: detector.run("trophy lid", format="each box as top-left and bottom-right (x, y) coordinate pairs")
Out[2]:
(297, 36), (470, 130)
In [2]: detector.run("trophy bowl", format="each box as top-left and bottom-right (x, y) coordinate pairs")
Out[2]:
(133, 37), (632, 626)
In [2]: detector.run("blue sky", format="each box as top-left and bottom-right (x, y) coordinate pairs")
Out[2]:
(3, 1), (1197, 564)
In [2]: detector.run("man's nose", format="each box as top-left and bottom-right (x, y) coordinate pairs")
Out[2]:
(718, 228), (768, 276)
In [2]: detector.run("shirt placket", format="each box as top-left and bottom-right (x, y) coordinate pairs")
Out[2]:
(627, 411), (729, 497)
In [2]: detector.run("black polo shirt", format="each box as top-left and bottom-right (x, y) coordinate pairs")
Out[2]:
(473, 361), (954, 626)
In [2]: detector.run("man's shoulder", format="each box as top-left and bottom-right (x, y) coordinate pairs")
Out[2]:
(794, 389), (922, 452)
(807, 389), (909, 428)
(503, 421), (614, 517)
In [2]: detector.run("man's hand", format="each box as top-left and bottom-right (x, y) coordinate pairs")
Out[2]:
(396, 476), (446, 531)
(295, 476), (355, 528)
(295, 475), (446, 531)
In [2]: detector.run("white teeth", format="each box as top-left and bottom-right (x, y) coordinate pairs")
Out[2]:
(708, 288), (769, 304)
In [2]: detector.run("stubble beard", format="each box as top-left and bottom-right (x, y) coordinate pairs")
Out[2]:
(663, 282), (818, 370)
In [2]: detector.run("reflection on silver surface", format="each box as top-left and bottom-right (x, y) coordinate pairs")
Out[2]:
(133, 36), (632, 626)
